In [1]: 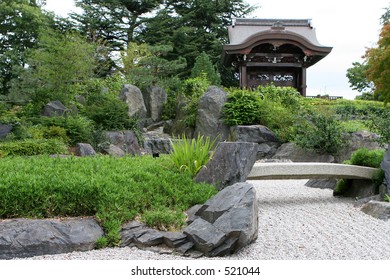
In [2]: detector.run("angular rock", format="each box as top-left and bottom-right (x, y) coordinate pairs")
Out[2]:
(120, 84), (147, 119)
(142, 86), (167, 122)
(120, 221), (148, 247)
(134, 230), (164, 247)
(183, 218), (226, 254)
(175, 241), (194, 254)
(305, 179), (338, 189)
(162, 232), (188, 248)
(183, 182), (258, 256)
(381, 147), (390, 194)
(42, 100), (69, 117)
(272, 142), (335, 162)
(104, 144), (126, 157)
(194, 86), (230, 141)
(209, 237), (238, 257)
(195, 142), (257, 190)
(361, 201), (390, 221)
(230, 125), (279, 143)
(199, 182), (254, 223)
(257, 143), (278, 159)
(230, 125), (281, 159)
(105, 130), (141, 156)
(206, 183), (258, 252)
(0, 218), (103, 260)
(185, 204), (205, 225)
(75, 143), (96, 157)
(0, 123), (12, 139)
(142, 125), (172, 155)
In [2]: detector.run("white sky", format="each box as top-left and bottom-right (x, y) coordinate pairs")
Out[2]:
(45, 0), (389, 99)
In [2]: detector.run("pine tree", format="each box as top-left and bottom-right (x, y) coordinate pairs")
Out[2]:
(191, 52), (221, 85)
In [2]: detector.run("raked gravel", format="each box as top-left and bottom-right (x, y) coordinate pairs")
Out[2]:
(20, 180), (390, 260)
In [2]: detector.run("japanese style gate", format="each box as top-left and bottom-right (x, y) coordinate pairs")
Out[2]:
(222, 19), (332, 96)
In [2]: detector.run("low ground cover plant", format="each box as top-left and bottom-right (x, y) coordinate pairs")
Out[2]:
(0, 155), (217, 246)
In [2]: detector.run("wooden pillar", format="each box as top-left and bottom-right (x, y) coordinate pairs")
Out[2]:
(301, 67), (307, 97)
(240, 63), (247, 89)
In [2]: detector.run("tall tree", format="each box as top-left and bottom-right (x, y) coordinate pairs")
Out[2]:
(365, 22), (390, 103)
(137, 0), (254, 83)
(9, 29), (99, 105)
(346, 62), (373, 93)
(191, 51), (221, 85)
(71, 0), (164, 50)
(0, 0), (51, 96)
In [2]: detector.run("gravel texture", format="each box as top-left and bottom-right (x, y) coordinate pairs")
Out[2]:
(20, 180), (390, 260)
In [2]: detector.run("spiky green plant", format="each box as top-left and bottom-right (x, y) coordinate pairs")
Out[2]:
(169, 134), (218, 177)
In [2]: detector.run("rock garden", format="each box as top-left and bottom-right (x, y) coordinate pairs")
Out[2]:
(1, 80), (390, 259)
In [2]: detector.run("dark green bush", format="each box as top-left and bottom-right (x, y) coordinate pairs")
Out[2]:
(0, 139), (68, 156)
(39, 115), (94, 145)
(83, 98), (135, 130)
(294, 109), (346, 155)
(223, 89), (262, 126)
(349, 148), (385, 168)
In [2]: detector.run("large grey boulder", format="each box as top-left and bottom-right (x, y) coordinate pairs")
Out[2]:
(0, 218), (103, 259)
(142, 86), (167, 122)
(0, 123), (12, 139)
(381, 147), (390, 194)
(75, 143), (96, 156)
(42, 100), (69, 117)
(104, 144), (126, 157)
(120, 84), (147, 119)
(184, 182), (258, 256)
(105, 130), (141, 156)
(272, 142), (335, 163)
(195, 142), (258, 190)
(230, 125), (281, 159)
(142, 127), (172, 155)
(194, 86), (230, 141)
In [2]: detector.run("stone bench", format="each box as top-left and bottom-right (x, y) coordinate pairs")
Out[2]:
(247, 162), (378, 180)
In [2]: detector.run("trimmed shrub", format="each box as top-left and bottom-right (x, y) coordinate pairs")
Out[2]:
(0, 139), (68, 156)
(349, 148), (385, 168)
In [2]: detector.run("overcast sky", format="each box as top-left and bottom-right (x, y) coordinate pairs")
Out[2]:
(45, 0), (389, 99)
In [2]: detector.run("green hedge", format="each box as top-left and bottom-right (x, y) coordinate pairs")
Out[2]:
(0, 139), (68, 156)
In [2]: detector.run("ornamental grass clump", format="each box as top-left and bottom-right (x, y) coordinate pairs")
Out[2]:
(169, 134), (218, 177)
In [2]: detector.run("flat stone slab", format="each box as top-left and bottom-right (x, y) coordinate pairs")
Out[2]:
(0, 218), (103, 259)
(248, 162), (378, 180)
